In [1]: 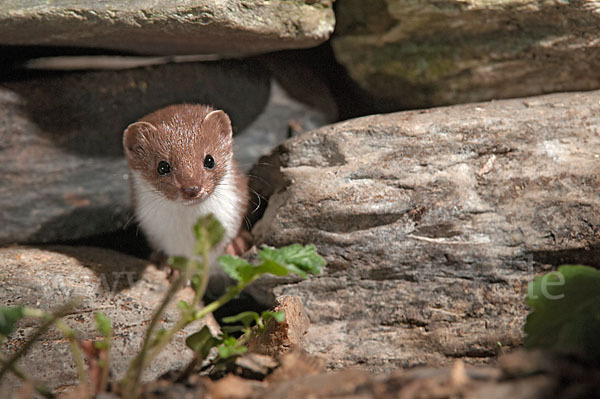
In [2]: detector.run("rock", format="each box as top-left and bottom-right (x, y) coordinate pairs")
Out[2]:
(0, 1), (334, 56)
(246, 296), (311, 358)
(0, 246), (219, 391)
(0, 61), (269, 247)
(249, 90), (600, 372)
(332, 0), (600, 111)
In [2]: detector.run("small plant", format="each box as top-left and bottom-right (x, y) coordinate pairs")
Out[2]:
(524, 265), (600, 358)
(0, 215), (325, 398)
(121, 216), (324, 396)
(186, 310), (285, 367)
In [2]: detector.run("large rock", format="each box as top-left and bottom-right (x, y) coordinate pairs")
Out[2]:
(250, 90), (600, 372)
(0, 61), (269, 246)
(0, 246), (216, 391)
(0, 1), (334, 56)
(332, 0), (600, 111)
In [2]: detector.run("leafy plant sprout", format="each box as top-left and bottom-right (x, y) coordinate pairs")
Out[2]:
(0, 215), (325, 398)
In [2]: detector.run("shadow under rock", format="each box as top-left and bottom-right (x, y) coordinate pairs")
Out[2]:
(531, 245), (600, 270)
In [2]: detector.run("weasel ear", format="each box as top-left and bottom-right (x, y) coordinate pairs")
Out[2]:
(123, 121), (156, 155)
(202, 110), (232, 141)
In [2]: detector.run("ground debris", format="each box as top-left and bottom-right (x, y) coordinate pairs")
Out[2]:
(133, 349), (600, 399)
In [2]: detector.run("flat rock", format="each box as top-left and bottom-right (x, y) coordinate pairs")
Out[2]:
(332, 0), (600, 110)
(250, 90), (600, 372)
(0, 1), (334, 56)
(0, 61), (269, 247)
(0, 246), (218, 392)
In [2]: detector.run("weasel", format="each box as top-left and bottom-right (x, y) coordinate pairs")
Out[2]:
(123, 104), (248, 263)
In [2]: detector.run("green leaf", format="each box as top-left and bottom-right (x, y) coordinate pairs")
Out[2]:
(190, 274), (202, 292)
(524, 265), (600, 358)
(95, 340), (109, 350)
(258, 244), (325, 278)
(194, 215), (225, 252)
(177, 300), (192, 312)
(94, 312), (112, 338)
(261, 311), (285, 324)
(0, 306), (25, 337)
(217, 336), (247, 359)
(222, 311), (260, 329)
(254, 260), (291, 277)
(169, 256), (189, 270)
(218, 255), (254, 282)
(221, 325), (246, 334)
(186, 326), (219, 358)
(219, 245), (324, 283)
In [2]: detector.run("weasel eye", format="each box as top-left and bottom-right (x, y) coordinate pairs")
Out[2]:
(157, 161), (171, 175)
(204, 155), (215, 169)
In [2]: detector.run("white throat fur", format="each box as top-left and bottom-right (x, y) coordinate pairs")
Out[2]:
(131, 167), (243, 260)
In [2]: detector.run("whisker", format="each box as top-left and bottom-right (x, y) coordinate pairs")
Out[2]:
(123, 212), (136, 229)
(245, 173), (273, 188)
(247, 187), (263, 214)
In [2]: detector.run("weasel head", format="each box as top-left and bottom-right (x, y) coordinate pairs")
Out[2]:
(123, 105), (233, 205)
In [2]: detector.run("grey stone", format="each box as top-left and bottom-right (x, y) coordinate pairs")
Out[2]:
(0, 1), (335, 56)
(0, 246), (219, 391)
(332, 0), (600, 111)
(249, 90), (600, 372)
(0, 61), (270, 246)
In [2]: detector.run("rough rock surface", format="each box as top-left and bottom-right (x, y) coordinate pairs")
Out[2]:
(0, 1), (334, 56)
(332, 0), (600, 111)
(0, 246), (217, 392)
(250, 90), (600, 372)
(247, 296), (311, 358)
(0, 61), (269, 247)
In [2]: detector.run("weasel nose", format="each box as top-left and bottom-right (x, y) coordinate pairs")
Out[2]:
(182, 186), (200, 198)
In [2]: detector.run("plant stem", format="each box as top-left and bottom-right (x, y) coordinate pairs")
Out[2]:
(99, 338), (111, 393)
(54, 319), (89, 395)
(196, 278), (254, 320)
(121, 217), (230, 396)
(121, 270), (187, 397)
(142, 254), (211, 369)
(142, 265), (257, 372)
